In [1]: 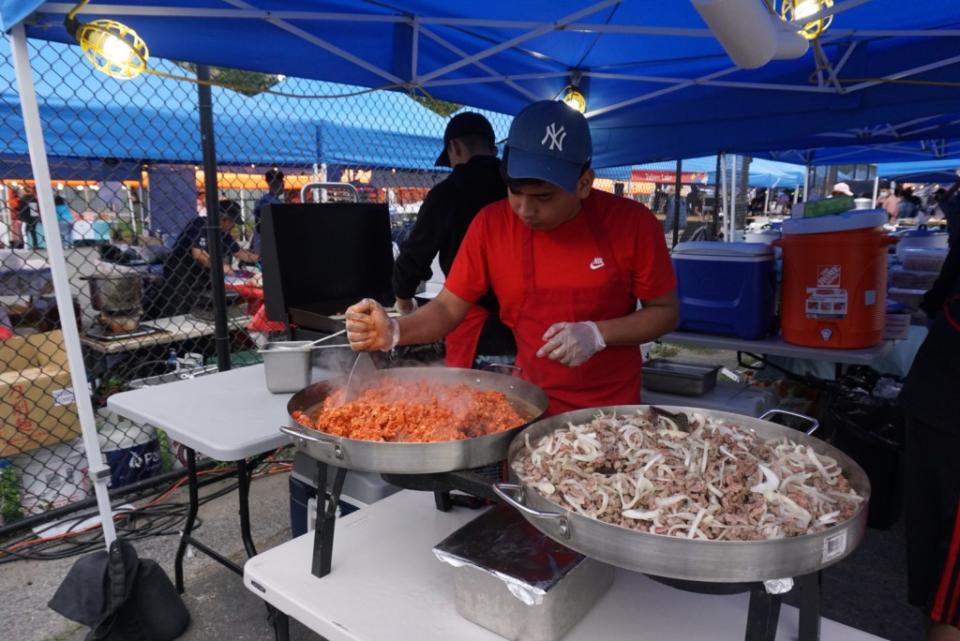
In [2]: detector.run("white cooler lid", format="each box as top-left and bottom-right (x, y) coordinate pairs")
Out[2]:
(673, 241), (774, 258)
(781, 210), (887, 235)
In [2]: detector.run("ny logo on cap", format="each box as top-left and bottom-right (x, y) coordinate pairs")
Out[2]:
(541, 123), (567, 152)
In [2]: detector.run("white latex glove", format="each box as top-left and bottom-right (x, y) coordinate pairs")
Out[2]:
(536, 321), (606, 367)
(345, 298), (399, 352)
(395, 297), (418, 315)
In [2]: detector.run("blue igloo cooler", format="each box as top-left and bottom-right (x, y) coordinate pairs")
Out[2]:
(672, 241), (776, 340)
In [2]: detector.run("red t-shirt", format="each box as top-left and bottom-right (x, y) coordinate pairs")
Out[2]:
(445, 189), (676, 320)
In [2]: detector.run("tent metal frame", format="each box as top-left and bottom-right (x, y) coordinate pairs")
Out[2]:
(9, 23), (117, 549)
(36, 0), (960, 120)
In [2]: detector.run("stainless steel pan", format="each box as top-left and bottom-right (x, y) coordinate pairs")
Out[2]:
(494, 406), (870, 583)
(281, 367), (548, 474)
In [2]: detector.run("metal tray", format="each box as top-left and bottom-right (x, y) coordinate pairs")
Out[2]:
(434, 505), (613, 641)
(642, 359), (720, 396)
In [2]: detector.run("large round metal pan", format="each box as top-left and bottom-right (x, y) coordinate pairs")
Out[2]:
(281, 367), (548, 474)
(494, 405), (870, 583)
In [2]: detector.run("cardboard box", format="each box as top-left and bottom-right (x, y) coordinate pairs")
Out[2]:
(0, 330), (80, 457)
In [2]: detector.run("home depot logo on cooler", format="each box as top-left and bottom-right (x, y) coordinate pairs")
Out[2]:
(817, 265), (841, 288)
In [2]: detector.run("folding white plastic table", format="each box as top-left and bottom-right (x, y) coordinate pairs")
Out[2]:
(108, 364), (294, 591)
(245, 490), (885, 641)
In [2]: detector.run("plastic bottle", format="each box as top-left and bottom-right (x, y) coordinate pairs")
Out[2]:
(166, 348), (180, 373)
(0, 459), (22, 525)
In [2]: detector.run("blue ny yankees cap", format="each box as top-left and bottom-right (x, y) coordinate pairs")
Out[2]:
(505, 100), (593, 193)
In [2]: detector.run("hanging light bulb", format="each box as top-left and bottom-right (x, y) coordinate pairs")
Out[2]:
(561, 86), (587, 113)
(781, 0), (834, 41)
(65, 1), (149, 79)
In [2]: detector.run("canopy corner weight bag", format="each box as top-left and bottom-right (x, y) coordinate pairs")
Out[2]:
(49, 538), (190, 641)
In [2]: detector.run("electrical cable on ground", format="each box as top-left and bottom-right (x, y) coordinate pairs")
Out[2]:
(0, 451), (292, 564)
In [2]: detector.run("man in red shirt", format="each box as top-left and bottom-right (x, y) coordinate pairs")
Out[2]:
(347, 100), (679, 415)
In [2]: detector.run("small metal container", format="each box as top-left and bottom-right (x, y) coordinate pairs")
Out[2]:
(642, 359), (720, 396)
(259, 341), (312, 393)
(84, 274), (143, 312)
(434, 505), (613, 641)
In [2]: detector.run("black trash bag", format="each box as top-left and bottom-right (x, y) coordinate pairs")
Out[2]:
(827, 367), (906, 530)
(49, 538), (190, 641)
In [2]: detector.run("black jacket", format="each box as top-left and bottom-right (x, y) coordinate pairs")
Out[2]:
(393, 155), (515, 356)
(901, 242), (960, 430)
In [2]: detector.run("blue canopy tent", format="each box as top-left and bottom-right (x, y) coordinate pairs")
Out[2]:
(876, 159), (960, 183)
(632, 156), (804, 188)
(0, 37), (462, 170)
(754, 112), (960, 165)
(0, 1), (957, 167)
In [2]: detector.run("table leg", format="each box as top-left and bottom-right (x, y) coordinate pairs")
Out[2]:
(311, 461), (347, 578)
(236, 458), (258, 558)
(272, 610), (290, 641)
(174, 447), (200, 594)
(798, 572), (822, 641)
(744, 585), (782, 641)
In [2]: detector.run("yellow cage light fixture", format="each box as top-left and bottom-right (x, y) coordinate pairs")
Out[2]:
(561, 86), (587, 113)
(66, 1), (149, 80)
(780, 0), (834, 41)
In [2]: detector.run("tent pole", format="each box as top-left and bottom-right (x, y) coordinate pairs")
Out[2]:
(197, 65), (230, 371)
(730, 154), (737, 242)
(10, 25), (116, 548)
(672, 159), (682, 248)
(872, 174), (880, 205)
(712, 153), (722, 239)
(718, 152), (727, 240)
(803, 164), (810, 202)
(764, 185), (771, 215)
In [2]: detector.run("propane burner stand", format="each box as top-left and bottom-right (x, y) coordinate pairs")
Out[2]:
(649, 573), (823, 641)
(309, 462), (496, 579)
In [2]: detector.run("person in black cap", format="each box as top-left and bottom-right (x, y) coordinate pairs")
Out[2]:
(347, 101), (678, 415)
(392, 112), (515, 368)
(250, 168), (285, 254)
(153, 200), (258, 316)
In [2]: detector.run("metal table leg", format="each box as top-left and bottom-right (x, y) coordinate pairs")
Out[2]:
(798, 571), (822, 641)
(237, 458), (258, 558)
(174, 450), (272, 593)
(744, 585), (782, 641)
(174, 447), (200, 594)
(271, 609), (290, 641)
(311, 461), (347, 578)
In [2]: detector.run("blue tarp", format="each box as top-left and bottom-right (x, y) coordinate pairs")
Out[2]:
(1, 1), (956, 167)
(634, 156), (804, 188)
(876, 159), (960, 182)
(0, 36), (470, 169)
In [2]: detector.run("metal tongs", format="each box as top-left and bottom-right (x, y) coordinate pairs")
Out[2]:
(650, 405), (690, 432)
(597, 406), (690, 476)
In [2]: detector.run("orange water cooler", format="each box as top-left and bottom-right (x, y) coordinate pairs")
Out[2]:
(774, 211), (897, 349)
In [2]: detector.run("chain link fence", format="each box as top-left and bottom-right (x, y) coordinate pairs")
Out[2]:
(0, 35), (653, 532)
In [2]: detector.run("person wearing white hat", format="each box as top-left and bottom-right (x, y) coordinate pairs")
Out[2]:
(831, 182), (854, 198)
